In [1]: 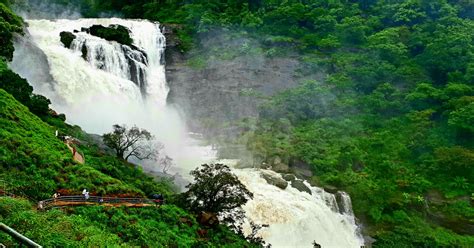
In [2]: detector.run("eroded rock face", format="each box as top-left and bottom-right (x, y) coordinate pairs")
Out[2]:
(164, 28), (325, 135)
(261, 170), (288, 189)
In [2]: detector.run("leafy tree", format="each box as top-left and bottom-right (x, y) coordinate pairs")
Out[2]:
(183, 163), (253, 215)
(0, 3), (23, 60)
(102, 124), (160, 161)
(29, 94), (51, 117)
(0, 67), (32, 104)
(448, 102), (474, 133)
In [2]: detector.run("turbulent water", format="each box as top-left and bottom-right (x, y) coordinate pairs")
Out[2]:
(11, 18), (363, 247)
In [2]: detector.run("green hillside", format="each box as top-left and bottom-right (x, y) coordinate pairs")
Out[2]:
(0, 88), (255, 247)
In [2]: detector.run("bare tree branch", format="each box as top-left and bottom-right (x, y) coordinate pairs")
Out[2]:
(103, 124), (161, 161)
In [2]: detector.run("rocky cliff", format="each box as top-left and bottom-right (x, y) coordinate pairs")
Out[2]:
(164, 27), (324, 134)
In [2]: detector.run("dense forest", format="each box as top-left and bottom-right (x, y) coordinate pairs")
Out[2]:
(1, 0), (473, 247)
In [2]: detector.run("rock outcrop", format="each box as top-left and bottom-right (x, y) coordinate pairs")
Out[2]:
(164, 28), (325, 137)
(82, 24), (134, 46)
(261, 171), (288, 189)
(282, 173), (296, 182)
(60, 31), (76, 48)
(291, 179), (312, 195)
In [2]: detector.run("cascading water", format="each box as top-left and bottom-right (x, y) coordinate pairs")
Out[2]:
(11, 18), (364, 247)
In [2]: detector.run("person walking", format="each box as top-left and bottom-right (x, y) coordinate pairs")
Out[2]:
(82, 189), (89, 201)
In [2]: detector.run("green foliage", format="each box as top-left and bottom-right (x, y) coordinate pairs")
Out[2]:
(0, 2), (22, 60)
(0, 60), (52, 117)
(183, 163), (253, 214)
(87, 24), (133, 46)
(6, 0), (474, 246)
(0, 90), (253, 246)
(0, 197), (256, 247)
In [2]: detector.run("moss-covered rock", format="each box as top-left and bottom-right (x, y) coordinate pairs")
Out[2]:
(60, 31), (76, 48)
(84, 24), (133, 46)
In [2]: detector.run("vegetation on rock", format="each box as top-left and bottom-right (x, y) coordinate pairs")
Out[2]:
(84, 24), (133, 46)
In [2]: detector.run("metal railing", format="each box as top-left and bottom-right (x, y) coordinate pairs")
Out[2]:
(38, 195), (158, 209)
(0, 223), (42, 247)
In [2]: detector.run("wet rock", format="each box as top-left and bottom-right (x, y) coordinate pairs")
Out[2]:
(290, 159), (313, 178)
(122, 45), (148, 92)
(271, 156), (289, 172)
(81, 44), (88, 60)
(60, 31), (76, 48)
(282, 174), (296, 182)
(273, 162), (289, 172)
(291, 179), (312, 195)
(323, 185), (339, 194)
(261, 171), (288, 190)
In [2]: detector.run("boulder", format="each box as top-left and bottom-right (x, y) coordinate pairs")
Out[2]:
(323, 185), (339, 194)
(282, 174), (296, 182)
(273, 162), (289, 172)
(291, 180), (312, 195)
(60, 31), (76, 48)
(290, 159), (313, 178)
(261, 171), (288, 189)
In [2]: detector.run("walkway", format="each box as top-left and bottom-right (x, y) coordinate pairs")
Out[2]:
(65, 142), (85, 164)
(38, 196), (158, 210)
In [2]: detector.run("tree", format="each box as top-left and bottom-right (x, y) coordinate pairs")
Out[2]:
(102, 124), (161, 161)
(160, 155), (173, 174)
(183, 163), (253, 215)
(28, 94), (51, 117)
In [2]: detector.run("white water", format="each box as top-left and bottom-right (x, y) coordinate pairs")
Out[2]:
(11, 18), (363, 247)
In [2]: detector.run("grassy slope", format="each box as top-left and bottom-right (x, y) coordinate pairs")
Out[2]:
(0, 89), (254, 247)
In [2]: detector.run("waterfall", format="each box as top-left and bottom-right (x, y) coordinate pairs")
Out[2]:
(10, 18), (363, 247)
(10, 18), (213, 176)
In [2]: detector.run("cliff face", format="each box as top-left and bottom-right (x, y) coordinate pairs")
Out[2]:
(163, 27), (318, 133)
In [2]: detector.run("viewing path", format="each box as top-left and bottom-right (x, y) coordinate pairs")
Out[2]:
(38, 195), (158, 209)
